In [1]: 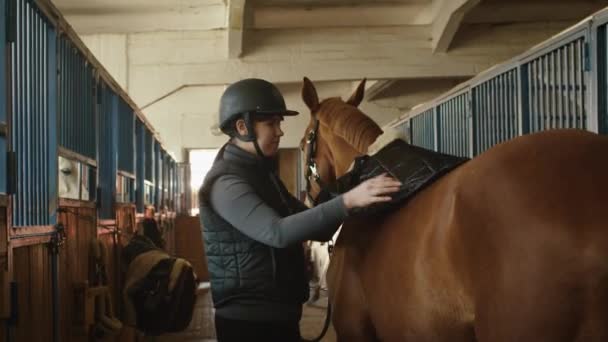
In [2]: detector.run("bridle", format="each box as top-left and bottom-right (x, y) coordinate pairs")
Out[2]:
(304, 118), (332, 206)
(302, 117), (334, 342)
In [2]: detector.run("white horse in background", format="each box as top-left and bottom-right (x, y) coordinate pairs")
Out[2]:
(58, 156), (90, 200)
(307, 227), (341, 302)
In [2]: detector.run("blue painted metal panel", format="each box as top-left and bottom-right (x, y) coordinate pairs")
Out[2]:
(117, 98), (134, 173)
(437, 93), (470, 157)
(58, 36), (95, 159)
(168, 160), (172, 210)
(144, 128), (154, 181)
(525, 37), (587, 132)
(154, 141), (161, 210)
(160, 149), (167, 209)
(1, 0), (7, 194)
(135, 119), (145, 212)
(472, 69), (520, 155)
(47, 23), (58, 224)
(98, 82), (118, 219)
(170, 160), (176, 210)
(144, 128), (154, 206)
(597, 23), (608, 134)
(411, 109), (435, 150)
(10, 0), (55, 226)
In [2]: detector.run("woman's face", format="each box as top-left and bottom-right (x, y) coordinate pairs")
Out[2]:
(254, 115), (284, 157)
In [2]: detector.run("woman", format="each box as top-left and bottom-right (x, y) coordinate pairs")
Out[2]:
(199, 78), (400, 342)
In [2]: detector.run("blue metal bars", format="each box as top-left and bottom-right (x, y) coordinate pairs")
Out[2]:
(144, 128), (155, 206)
(135, 119), (145, 212)
(154, 142), (161, 210)
(473, 69), (520, 155)
(10, 0), (57, 226)
(118, 98), (134, 174)
(58, 36), (96, 159)
(116, 99), (135, 203)
(525, 37), (588, 132)
(411, 109), (436, 150)
(98, 81), (117, 219)
(402, 19), (596, 157)
(593, 18), (608, 134)
(438, 93), (470, 158)
(1, 0), (7, 194)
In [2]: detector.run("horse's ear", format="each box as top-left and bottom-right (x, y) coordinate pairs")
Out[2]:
(302, 77), (320, 113)
(347, 78), (366, 107)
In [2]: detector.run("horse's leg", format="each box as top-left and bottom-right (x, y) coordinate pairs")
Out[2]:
(328, 247), (378, 342)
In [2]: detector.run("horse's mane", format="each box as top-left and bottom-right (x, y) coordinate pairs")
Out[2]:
(317, 98), (383, 154)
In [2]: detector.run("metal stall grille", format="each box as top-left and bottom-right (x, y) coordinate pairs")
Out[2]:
(161, 150), (168, 208)
(154, 142), (162, 210)
(437, 93), (470, 157)
(58, 36), (96, 159)
(117, 98), (135, 203)
(98, 81), (117, 219)
(173, 160), (177, 210)
(411, 109), (436, 150)
(144, 128), (154, 205)
(473, 69), (520, 155)
(118, 98), (134, 174)
(525, 36), (588, 132)
(10, 0), (57, 226)
(135, 119), (145, 212)
(166, 159), (173, 210)
(596, 21), (608, 134)
(1, 0), (7, 194)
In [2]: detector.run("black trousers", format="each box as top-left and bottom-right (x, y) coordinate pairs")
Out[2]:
(214, 314), (302, 342)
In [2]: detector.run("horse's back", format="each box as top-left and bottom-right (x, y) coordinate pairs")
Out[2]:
(458, 129), (608, 238)
(451, 129), (608, 341)
(341, 129), (608, 341)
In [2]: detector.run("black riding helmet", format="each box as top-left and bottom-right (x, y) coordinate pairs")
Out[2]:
(219, 78), (298, 142)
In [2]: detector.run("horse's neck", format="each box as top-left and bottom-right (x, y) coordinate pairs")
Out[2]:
(334, 149), (361, 177)
(332, 133), (380, 177)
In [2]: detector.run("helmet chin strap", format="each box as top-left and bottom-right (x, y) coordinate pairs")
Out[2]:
(235, 113), (290, 210)
(235, 112), (268, 161)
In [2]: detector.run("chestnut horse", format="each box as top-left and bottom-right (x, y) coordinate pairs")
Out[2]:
(300, 77), (608, 342)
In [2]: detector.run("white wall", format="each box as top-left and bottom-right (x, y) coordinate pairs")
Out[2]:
(138, 80), (399, 161)
(81, 34), (129, 90)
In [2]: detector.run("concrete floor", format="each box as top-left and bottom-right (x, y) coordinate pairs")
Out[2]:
(300, 294), (336, 342)
(151, 283), (336, 342)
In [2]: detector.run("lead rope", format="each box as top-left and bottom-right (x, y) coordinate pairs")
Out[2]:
(303, 238), (333, 342)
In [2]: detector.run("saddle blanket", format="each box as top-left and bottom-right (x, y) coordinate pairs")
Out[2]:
(323, 139), (469, 217)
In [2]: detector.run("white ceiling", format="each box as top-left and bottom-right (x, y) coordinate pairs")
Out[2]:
(53, 0), (224, 12)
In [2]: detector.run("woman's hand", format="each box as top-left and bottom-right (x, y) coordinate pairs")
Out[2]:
(342, 173), (402, 210)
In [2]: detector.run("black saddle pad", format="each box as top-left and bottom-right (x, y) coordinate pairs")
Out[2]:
(321, 139), (469, 217)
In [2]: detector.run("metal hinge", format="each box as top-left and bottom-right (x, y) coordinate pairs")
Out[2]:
(48, 223), (66, 255)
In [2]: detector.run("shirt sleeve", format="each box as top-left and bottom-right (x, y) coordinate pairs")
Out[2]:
(209, 174), (347, 248)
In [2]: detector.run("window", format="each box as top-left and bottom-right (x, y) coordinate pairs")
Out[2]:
(189, 149), (219, 216)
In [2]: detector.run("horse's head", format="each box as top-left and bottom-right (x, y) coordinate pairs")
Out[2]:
(300, 77), (383, 205)
(58, 157), (91, 200)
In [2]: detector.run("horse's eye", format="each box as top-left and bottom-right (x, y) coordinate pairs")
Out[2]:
(61, 168), (72, 175)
